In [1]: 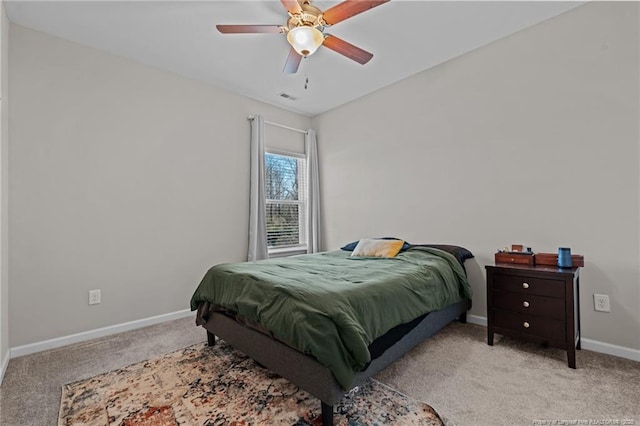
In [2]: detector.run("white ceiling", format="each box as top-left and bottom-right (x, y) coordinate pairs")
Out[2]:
(5, 1), (583, 116)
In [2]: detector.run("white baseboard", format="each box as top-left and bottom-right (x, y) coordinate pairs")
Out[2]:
(10, 308), (194, 359)
(7, 309), (639, 366)
(467, 314), (487, 327)
(581, 338), (640, 362)
(0, 349), (9, 384)
(462, 314), (640, 363)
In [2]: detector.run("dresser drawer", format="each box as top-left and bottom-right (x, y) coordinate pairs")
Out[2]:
(492, 274), (564, 298)
(492, 291), (565, 320)
(494, 310), (566, 342)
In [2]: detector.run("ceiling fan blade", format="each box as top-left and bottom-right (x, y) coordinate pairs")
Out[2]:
(322, 0), (390, 26)
(322, 34), (373, 65)
(281, 0), (303, 15)
(216, 25), (284, 34)
(283, 47), (303, 74)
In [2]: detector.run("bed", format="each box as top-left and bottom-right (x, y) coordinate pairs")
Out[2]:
(191, 242), (473, 426)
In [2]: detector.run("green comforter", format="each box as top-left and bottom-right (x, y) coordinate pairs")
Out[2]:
(190, 247), (471, 389)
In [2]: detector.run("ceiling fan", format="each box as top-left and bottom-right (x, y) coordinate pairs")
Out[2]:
(216, 0), (390, 74)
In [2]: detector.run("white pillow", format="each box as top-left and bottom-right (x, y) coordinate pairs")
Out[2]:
(351, 238), (404, 258)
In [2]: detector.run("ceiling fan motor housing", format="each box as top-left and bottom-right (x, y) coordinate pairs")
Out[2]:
(287, 1), (325, 30)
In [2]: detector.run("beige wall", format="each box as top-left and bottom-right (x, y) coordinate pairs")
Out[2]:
(314, 2), (640, 350)
(1, 2), (9, 371)
(8, 24), (311, 347)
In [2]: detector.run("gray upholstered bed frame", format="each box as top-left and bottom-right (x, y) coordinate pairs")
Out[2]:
(199, 297), (471, 426)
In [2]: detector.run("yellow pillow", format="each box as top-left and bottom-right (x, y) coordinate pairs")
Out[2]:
(351, 238), (404, 258)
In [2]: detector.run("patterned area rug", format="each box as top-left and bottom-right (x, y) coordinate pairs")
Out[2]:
(59, 340), (444, 425)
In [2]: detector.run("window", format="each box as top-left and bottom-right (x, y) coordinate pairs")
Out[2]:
(265, 151), (307, 254)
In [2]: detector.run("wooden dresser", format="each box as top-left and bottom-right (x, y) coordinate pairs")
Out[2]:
(486, 263), (581, 368)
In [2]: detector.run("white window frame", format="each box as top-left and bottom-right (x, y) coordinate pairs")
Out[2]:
(265, 149), (308, 257)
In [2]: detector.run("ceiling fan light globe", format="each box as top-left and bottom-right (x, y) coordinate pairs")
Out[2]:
(287, 26), (323, 57)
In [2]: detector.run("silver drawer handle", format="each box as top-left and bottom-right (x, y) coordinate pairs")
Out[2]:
(523, 301), (530, 308)
(522, 282), (529, 289)
(523, 322), (530, 328)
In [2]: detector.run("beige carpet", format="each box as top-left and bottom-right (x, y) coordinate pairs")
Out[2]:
(376, 322), (640, 426)
(58, 340), (443, 425)
(2, 316), (639, 426)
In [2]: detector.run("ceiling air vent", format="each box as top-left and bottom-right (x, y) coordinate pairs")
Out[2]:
(278, 92), (297, 101)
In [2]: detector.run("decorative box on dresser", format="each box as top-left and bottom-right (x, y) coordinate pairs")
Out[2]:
(486, 263), (581, 368)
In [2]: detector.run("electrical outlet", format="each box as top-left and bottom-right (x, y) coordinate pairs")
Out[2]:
(89, 289), (101, 305)
(593, 294), (610, 312)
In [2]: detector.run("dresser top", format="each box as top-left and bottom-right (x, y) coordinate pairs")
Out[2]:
(486, 263), (580, 277)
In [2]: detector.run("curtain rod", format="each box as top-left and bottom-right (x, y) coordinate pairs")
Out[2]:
(248, 115), (308, 135)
